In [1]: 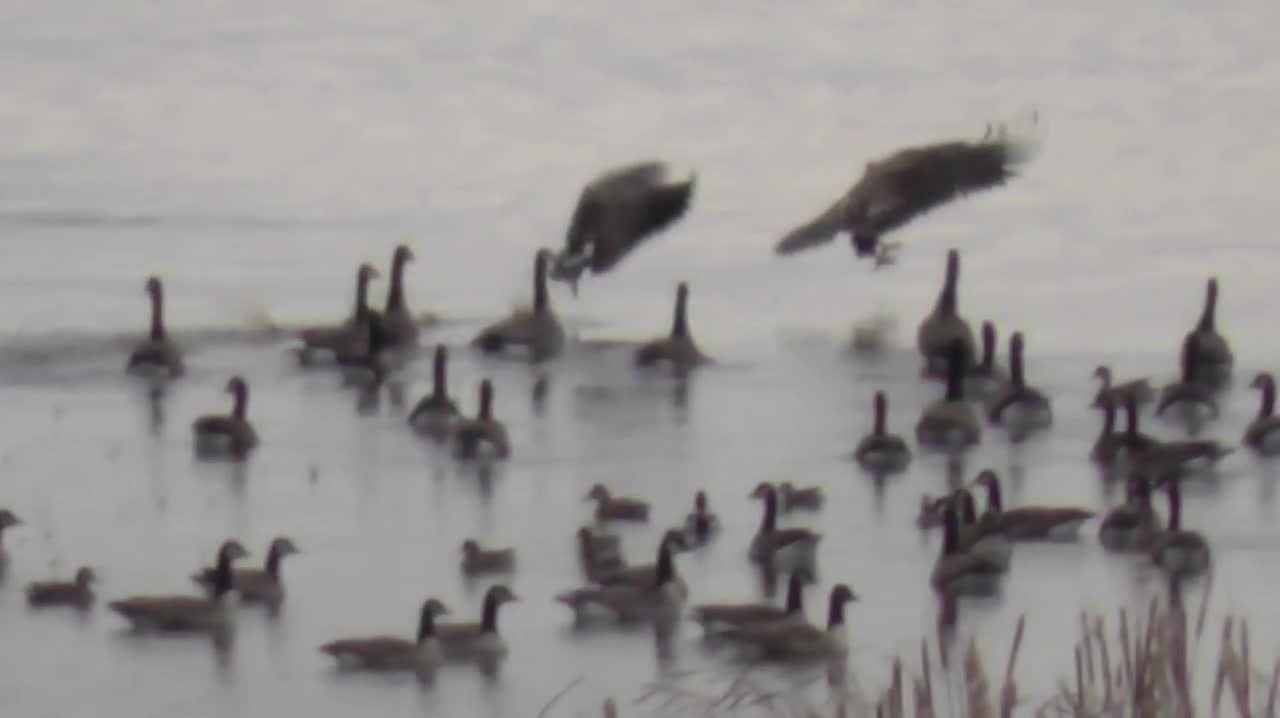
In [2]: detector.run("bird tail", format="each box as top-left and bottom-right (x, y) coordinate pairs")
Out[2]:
(982, 109), (1044, 166)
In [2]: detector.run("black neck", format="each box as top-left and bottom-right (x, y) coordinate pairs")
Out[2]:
(671, 288), (689, 339)
(1099, 402), (1116, 438)
(936, 254), (959, 315)
(654, 542), (675, 586)
(231, 384), (248, 421)
(479, 386), (493, 421)
(431, 348), (448, 398)
(1260, 379), (1275, 419)
(1009, 337), (1025, 388)
(416, 605), (436, 642)
(212, 547), (235, 599)
(960, 491), (978, 524)
(873, 393), (887, 436)
(758, 489), (778, 533)
(264, 544), (282, 578)
(1166, 482), (1182, 532)
(1179, 336), (1197, 383)
(533, 254), (549, 314)
(980, 324), (995, 370)
(386, 254), (408, 313)
(783, 573), (805, 614)
(825, 590), (847, 629)
(355, 272), (373, 321)
(149, 287), (165, 341)
(481, 590), (503, 634)
(944, 348), (965, 401)
(941, 505), (960, 556)
(1198, 281), (1217, 332)
(984, 479), (1004, 513)
(1124, 400), (1141, 439)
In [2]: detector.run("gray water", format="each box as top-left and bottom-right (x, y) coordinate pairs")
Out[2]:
(4, 2), (1280, 716)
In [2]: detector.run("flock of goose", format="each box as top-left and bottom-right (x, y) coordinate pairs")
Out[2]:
(4, 114), (1274, 690)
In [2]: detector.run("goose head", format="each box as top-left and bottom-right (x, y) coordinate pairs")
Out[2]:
(0, 509), (21, 531)
(584, 483), (612, 503)
(73, 566), (99, 588)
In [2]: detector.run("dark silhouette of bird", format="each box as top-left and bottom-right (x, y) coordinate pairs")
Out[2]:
(548, 161), (696, 294)
(773, 113), (1042, 266)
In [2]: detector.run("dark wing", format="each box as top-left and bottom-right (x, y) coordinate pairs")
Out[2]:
(773, 194), (853, 256)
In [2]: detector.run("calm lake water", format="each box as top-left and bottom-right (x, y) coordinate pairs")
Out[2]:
(3, 2), (1280, 716)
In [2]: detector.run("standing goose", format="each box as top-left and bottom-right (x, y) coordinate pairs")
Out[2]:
(1092, 365), (1154, 409)
(407, 346), (460, 434)
(473, 249), (565, 362)
(1098, 476), (1159, 553)
(108, 540), (248, 634)
(379, 244), (419, 350)
(1149, 479), (1211, 579)
(1184, 277), (1233, 386)
(748, 482), (822, 574)
(435, 584), (520, 661)
(987, 331), (1053, 430)
(592, 530), (690, 601)
(854, 391), (912, 474)
(320, 598), (449, 673)
(192, 376), (259, 459)
(460, 540), (516, 576)
(718, 584), (858, 661)
(966, 321), (1007, 397)
(26, 567), (97, 609)
(680, 491), (720, 547)
(773, 115), (1042, 265)
(690, 569), (810, 634)
(192, 536), (298, 608)
(297, 263), (380, 363)
(452, 380), (510, 459)
(916, 250), (977, 376)
(915, 340), (982, 449)
(930, 497), (1005, 597)
(1155, 334), (1220, 420)
(1244, 372), (1280, 455)
(555, 534), (687, 626)
(549, 161), (696, 294)
(127, 276), (184, 378)
(585, 484), (650, 523)
(972, 471), (1095, 542)
(634, 282), (708, 371)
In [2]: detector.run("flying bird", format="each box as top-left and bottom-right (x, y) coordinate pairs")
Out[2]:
(773, 113), (1043, 266)
(548, 161), (696, 294)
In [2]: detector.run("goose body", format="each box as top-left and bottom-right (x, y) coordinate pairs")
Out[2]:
(109, 540), (248, 634)
(1155, 334), (1220, 420)
(407, 345), (460, 435)
(461, 540), (516, 576)
(634, 282), (708, 371)
(452, 380), (510, 459)
(1098, 477), (1158, 553)
(435, 585), (519, 661)
(916, 339), (981, 449)
(679, 491), (720, 547)
(585, 484), (650, 523)
(591, 531), (689, 601)
(26, 567), (97, 609)
(1183, 278), (1232, 386)
(556, 538), (685, 625)
(549, 161), (696, 292)
(1092, 365), (1154, 409)
(297, 263), (380, 364)
(748, 483), (821, 574)
(719, 584), (857, 661)
(126, 276), (184, 379)
(952, 488), (1012, 571)
(379, 244), (420, 351)
(1149, 480), (1211, 579)
(988, 332), (1053, 431)
(1094, 396), (1161, 469)
(320, 598), (448, 672)
(777, 482), (824, 513)
(1245, 373), (1280, 455)
(974, 471), (1095, 542)
(192, 376), (259, 459)
(690, 569), (809, 633)
(930, 498), (1005, 597)
(916, 250), (977, 376)
(773, 115), (1041, 263)
(577, 526), (626, 580)
(192, 536), (297, 607)
(854, 392), (912, 474)
(473, 249), (565, 362)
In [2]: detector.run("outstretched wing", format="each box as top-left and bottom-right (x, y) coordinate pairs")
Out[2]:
(773, 194), (854, 256)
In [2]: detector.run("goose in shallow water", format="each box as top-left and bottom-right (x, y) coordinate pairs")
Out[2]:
(460, 540), (516, 577)
(690, 569), (810, 634)
(407, 345), (460, 435)
(679, 490), (720, 547)
(473, 249), (565, 362)
(377, 244), (420, 351)
(436, 585), (519, 662)
(987, 331), (1053, 431)
(952, 488), (1012, 571)
(591, 530), (690, 601)
(127, 276), (184, 379)
(192, 376), (259, 459)
(1183, 277), (1233, 386)
(1244, 372), (1280, 455)
(26, 566), (97, 610)
(297, 263), (380, 365)
(1098, 476), (1159, 553)
(109, 540), (248, 635)
(748, 482), (821, 575)
(966, 321), (1007, 397)
(1155, 334), (1220, 420)
(634, 282), (708, 371)
(916, 340), (981, 449)
(320, 598), (449, 673)
(773, 114), (1042, 265)
(930, 496), (1005, 597)
(549, 161), (696, 294)
(1148, 479), (1211, 579)
(192, 536), (298, 608)
(452, 380), (510, 460)
(1092, 365), (1154, 410)
(585, 484), (650, 523)
(916, 250), (977, 376)
(555, 535), (686, 627)
(854, 391), (912, 474)
(972, 471), (1095, 542)
(718, 584), (857, 661)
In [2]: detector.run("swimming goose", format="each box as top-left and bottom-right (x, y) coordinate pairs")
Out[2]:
(555, 534), (686, 626)
(592, 530), (690, 601)
(436, 584), (519, 661)
(916, 250), (977, 376)
(192, 536), (298, 608)
(634, 282), (708, 371)
(965, 321), (1007, 397)
(719, 584), (858, 661)
(952, 488), (1012, 570)
(452, 380), (511, 459)
(748, 482), (822, 574)
(1133, 438), (1233, 486)
(1244, 373), (1280, 455)
(192, 376), (259, 459)
(680, 490), (720, 547)
(109, 539), (249, 634)
(690, 569), (810, 634)
(585, 484), (650, 523)
(1092, 365), (1154, 410)
(378, 244), (419, 350)
(577, 526), (626, 580)
(407, 345), (460, 434)
(1148, 479), (1211, 579)
(320, 598), (449, 673)
(930, 497), (1005, 597)
(1098, 475), (1159, 553)
(777, 482), (824, 513)
(988, 332), (1053, 430)
(773, 115), (1041, 264)
(1155, 334), (1220, 420)
(461, 540), (516, 576)
(972, 471), (1095, 541)
(473, 249), (565, 362)
(854, 391), (912, 474)
(297, 263), (380, 364)
(1183, 277), (1233, 386)
(127, 276), (185, 378)
(915, 340), (982, 449)
(26, 567), (97, 609)
(549, 161), (696, 294)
